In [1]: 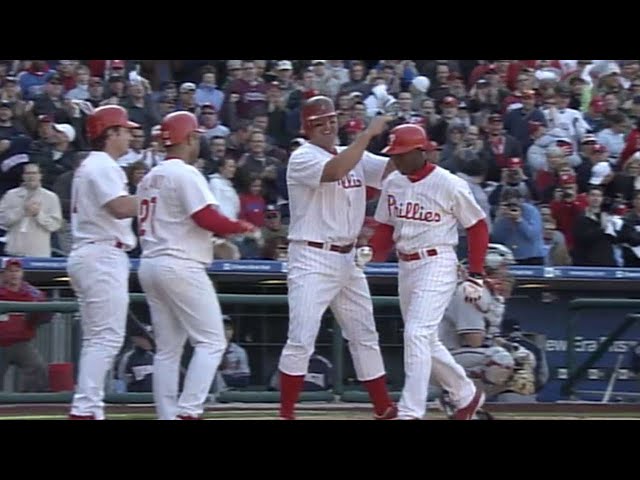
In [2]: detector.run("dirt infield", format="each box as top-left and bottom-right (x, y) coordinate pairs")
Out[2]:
(1, 402), (640, 420)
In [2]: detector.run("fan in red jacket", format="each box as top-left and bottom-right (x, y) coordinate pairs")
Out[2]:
(0, 258), (50, 392)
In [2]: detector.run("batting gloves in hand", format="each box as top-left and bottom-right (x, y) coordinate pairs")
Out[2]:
(355, 246), (373, 269)
(462, 273), (484, 304)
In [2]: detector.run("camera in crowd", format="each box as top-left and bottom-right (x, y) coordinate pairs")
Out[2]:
(505, 201), (521, 215)
(506, 168), (522, 184)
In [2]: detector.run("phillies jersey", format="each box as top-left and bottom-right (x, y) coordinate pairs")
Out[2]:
(137, 158), (218, 265)
(287, 142), (387, 244)
(374, 166), (486, 252)
(71, 151), (136, 250)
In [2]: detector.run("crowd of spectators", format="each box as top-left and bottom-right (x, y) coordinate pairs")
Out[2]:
(1, 59), (640, 267)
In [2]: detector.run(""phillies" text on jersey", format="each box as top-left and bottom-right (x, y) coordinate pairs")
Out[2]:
(337, 172), (363, 189)
(387, 194), (442, 223)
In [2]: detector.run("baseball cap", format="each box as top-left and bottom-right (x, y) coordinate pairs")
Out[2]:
(488, 113), (503, 123)
(581, 134), (597, 145)
(441, 96), (458, 107)
(265, 205), (280, 218)
(108, 74), (125, 83)
(111, 60), (125, 69)
(476, 78), (489, 87)
(200, 102), (216, 111)
(311, 60), (326, 66)
(589, 161), (612, 185)
(38, 114), (53, 123)
(48, 73), (62, 84)
(89, 77), (103, 87)
(53, 123), (76, 143)
(0, 100), (12, 110)
(528, 121), (544, 135)
(521, 89), (536, 99)
(276, 60), (293, 71)
(2, 258), (22, 269)
(227, 60), (242, 71)
(4, 75), (17, 84)
(506, 157), (523, 168)
(179, 82), (197, 93)
(559, 172), (576, 186)
(222, 314), (233, 324)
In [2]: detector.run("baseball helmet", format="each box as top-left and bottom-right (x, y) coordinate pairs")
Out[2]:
(160, 111), (205, 147)
(382, 124), (433, 155)
(301, 96), (336, 135)
(485, 243), (515, 273)
(86, 105), (140, 140)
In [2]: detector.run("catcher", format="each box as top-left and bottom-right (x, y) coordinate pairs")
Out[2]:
(434, 244), (547, 415)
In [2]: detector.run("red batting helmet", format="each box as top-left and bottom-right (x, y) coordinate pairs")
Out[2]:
(301, 96), (336, 135)
(382, 124), (432, 155)
(86, 105), (140, 141)
(160, 111), (205, 147)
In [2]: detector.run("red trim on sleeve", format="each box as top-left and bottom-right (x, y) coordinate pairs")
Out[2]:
(191, 206), (248, 236)
(466, 219), (489, 275)
(369, 222), (395, 262)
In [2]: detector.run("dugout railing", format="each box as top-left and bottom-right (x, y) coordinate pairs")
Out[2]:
(2, 294), (640, 404)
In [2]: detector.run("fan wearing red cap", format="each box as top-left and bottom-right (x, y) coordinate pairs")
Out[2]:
(136, 111), (256, 419)
(368, 123), (489, 420)
(549, 170), (588, 252)
(67, 104), (141, 420)
(0, 257), (49, 392)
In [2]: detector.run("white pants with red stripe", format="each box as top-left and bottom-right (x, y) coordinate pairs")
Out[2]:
(278, 242), (385, 381)
(397, 246), (475, 419)
(139, 256), (226, 420)
(68, 243), (130, 420)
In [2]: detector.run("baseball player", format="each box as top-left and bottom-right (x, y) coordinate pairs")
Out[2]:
(278, 95), (397, 420)
(370, 123), (490, 420)
(136, 111), (256, 420)
(438, 245), (540, 406)
(67, 105), (140, 420)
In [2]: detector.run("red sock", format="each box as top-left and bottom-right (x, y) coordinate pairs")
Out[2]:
(363, 375), (393, 416)
(279, 371), (305, 419)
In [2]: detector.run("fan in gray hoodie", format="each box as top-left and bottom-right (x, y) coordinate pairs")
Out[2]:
(527, 126), (582, 174)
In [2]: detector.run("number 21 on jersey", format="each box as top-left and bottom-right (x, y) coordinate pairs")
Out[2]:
(138, 196), (157, 236)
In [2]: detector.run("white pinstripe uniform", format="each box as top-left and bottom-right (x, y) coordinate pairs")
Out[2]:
(137, 158), (226, 420)
(67, 151), (136, 420)
(374, 166), (487, 419)
(278, 142), (388, 381)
